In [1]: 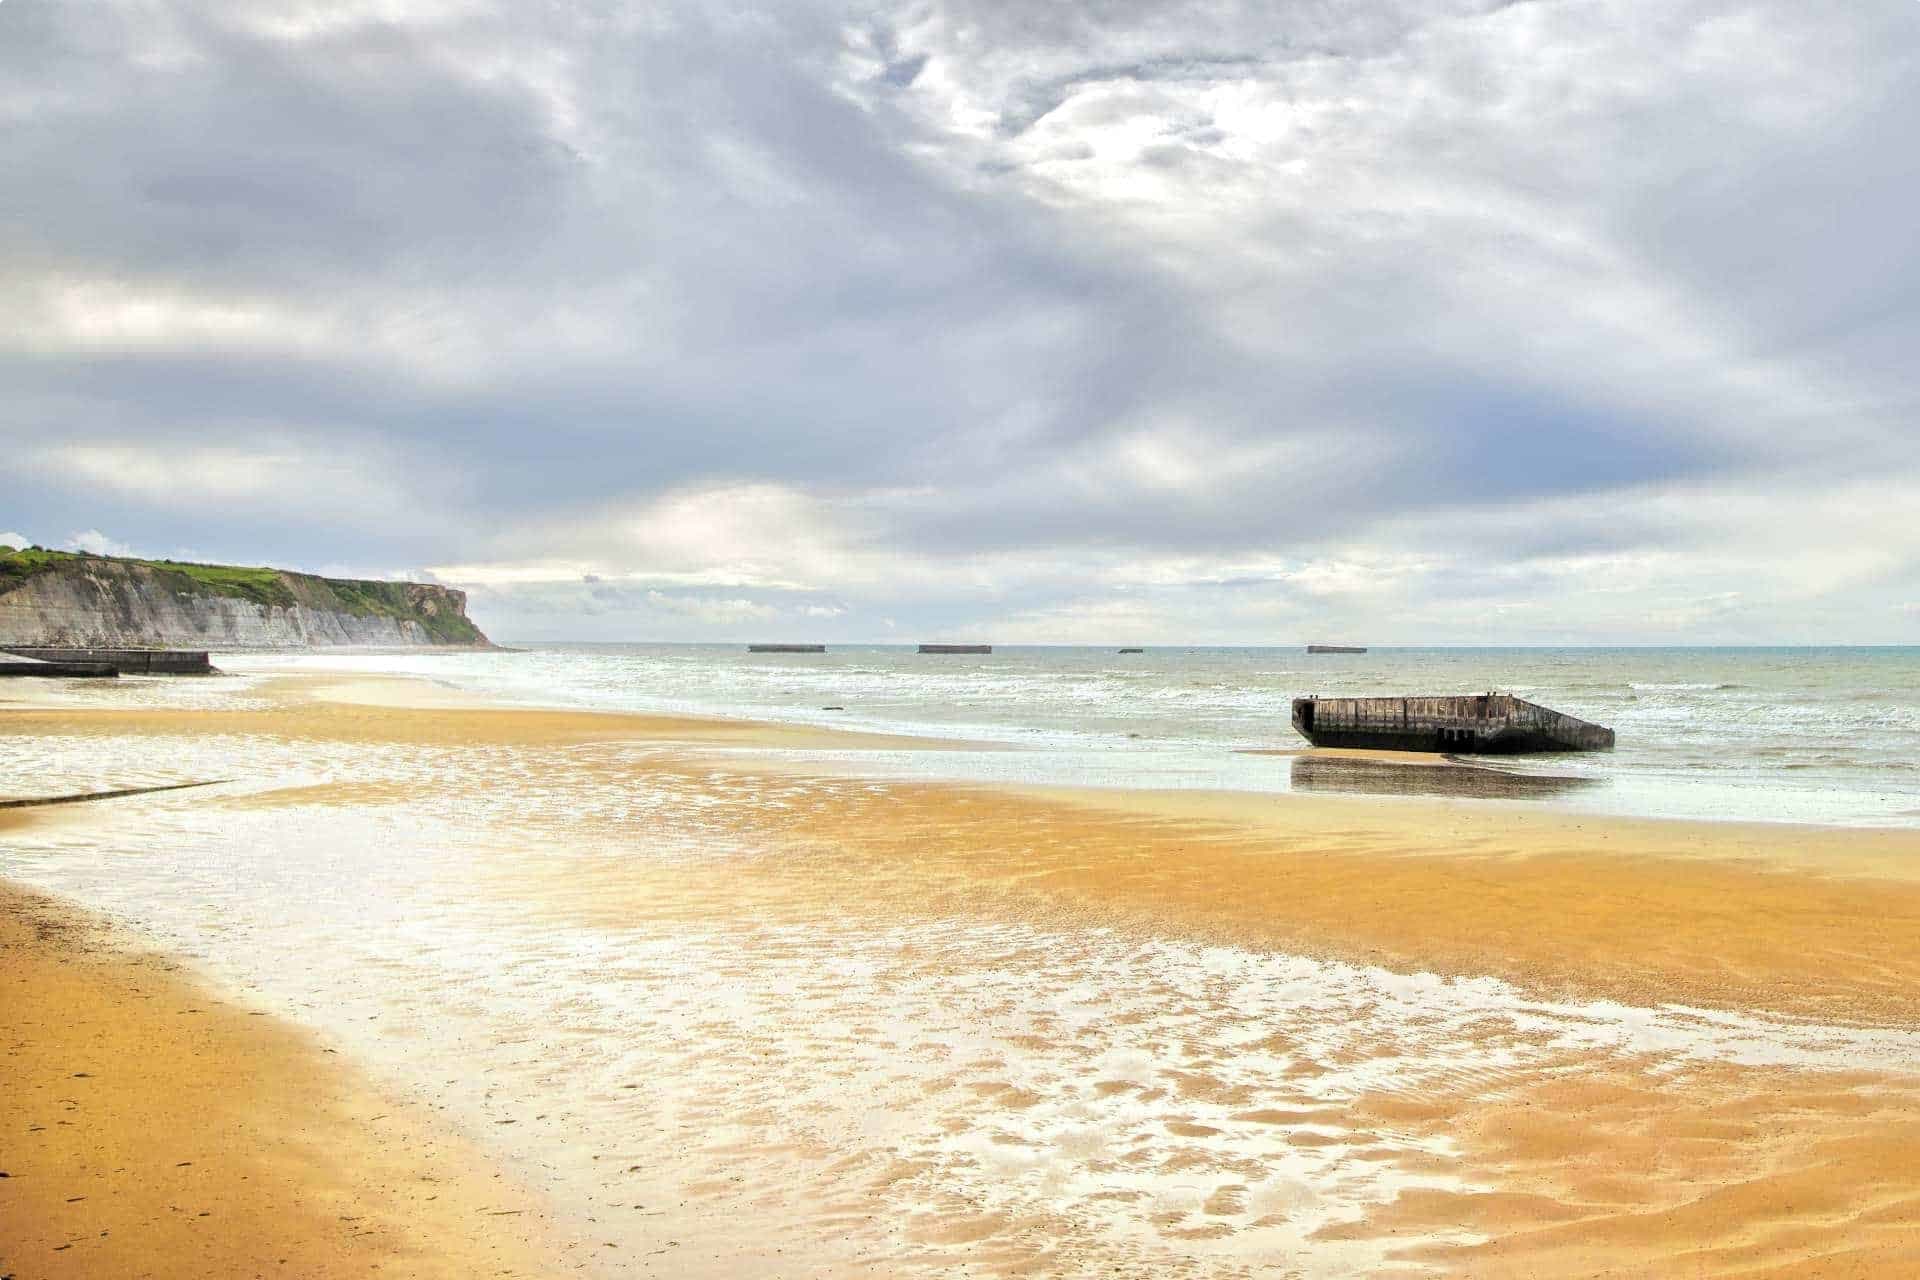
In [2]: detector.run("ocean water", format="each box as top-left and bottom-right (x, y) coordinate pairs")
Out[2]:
(222, 644), (1920, 827)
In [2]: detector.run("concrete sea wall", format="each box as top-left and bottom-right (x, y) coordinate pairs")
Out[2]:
(0, 647), (213, 674)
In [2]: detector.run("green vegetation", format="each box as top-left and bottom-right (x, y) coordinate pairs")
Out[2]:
(0, 546), (482, 643)
(0, 546), (68, 593)
(325, 577), (483, 644)
(0, 547), (295, 607)
(150, 560), (298, 608)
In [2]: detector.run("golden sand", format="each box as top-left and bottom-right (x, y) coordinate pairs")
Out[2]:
(774, 778), (1920, 1026)
(5, 675), (1920, 1276)
(0, 868), (578, 1278)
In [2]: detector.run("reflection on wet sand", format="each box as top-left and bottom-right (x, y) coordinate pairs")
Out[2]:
(1288, 750), (1602, 800)
(3, 675), (1920, 1277)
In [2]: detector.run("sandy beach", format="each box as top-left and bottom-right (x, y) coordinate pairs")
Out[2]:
(0, 863), (571, 1278)
(5, 673), (1920, 1276)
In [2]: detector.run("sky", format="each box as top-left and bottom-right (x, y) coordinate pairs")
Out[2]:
(2, 0), (1918, 645)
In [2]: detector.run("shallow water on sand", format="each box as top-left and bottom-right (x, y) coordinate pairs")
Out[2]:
(5, 680), (1919, 1275)
(222, 644), (1920, 826)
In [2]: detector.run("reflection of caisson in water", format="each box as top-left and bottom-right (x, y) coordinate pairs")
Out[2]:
(1291, 694), (1615, 754)
(1289, 754), (1602, 800)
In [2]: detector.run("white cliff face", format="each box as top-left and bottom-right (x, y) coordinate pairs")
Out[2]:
(0, 563), (486, 649)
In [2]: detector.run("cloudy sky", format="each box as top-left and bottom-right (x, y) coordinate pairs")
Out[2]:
(3, 0), (1917, 643)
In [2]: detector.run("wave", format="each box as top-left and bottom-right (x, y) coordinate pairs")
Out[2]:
(1629, 682), (1744, 692)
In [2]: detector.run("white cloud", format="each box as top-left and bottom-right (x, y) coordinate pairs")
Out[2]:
(20, 439), (459, 538)
(65, 528), (134, 557)
(642, 591), (779, 624)
(5, 277), (338, 356)
(0, 531), (31, 550)
(3, 1), (1917, 641)
(427, 458), (1920, 644)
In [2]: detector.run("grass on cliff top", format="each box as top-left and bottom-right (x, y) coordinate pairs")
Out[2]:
(0, 546), (480, 642)
(0, 547), (95, 593)
(0, 547), (298, 606)
(325, 577), (483, 644)
(167, 561), (299, 607)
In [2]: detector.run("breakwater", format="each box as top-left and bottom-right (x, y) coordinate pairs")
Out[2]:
(2, 646), (213, 674)
(0, 652), (117, 678)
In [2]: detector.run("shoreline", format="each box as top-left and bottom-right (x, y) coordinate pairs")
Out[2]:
(10, 673), (1920, 1020)
(0, 865), (575, 1278)
(6, 671), (1920, 1275)
(196, 645), (1920, 832)
(13, 661), (1916, 835)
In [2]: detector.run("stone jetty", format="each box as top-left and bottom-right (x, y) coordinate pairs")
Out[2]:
(2, 646), (213, 674)
(0, 651), (118, 678)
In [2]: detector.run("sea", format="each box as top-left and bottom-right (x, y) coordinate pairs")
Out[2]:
(221, 644), (1920, 828)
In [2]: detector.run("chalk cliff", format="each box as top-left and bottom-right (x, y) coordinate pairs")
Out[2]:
(0, 550), (490, 649)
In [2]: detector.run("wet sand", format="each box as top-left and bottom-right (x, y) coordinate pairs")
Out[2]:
(0, 859), (572, 1278)
(4, 675), (1920, 1276)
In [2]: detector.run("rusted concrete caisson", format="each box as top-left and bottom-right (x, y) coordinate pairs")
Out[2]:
(1291, 694), (1615, 754)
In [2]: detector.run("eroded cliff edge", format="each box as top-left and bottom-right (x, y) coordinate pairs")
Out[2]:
(0, 549), (491, 648)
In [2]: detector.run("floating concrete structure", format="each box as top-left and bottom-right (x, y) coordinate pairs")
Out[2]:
(918, 643), (991, 654)
(748, 644), (826, 653)
(1307, 645), (1367, 654)
(0, 651), (117, 678)
(2, 646), (213, 674)
(1291, 694), (1614, 754)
